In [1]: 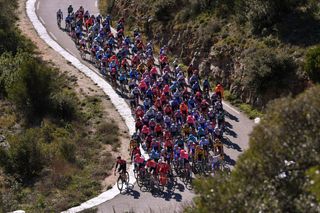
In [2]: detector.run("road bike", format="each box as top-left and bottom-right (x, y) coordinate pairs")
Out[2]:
(116, 170), (129, 192)
(57, 17), (62, 28)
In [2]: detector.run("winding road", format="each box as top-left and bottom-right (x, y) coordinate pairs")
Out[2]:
(32, 0), (255, 212)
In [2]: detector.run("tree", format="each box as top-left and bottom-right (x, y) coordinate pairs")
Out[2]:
(189, 85), (320, 212)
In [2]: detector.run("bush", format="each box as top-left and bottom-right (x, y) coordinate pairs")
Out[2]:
(235, 0), (316, 34)
(154, 0), (178, 22)
(52, 91), (78, 121)
(0, 0), (32, 54)
(6, 57), (58, 123)
(305, 46), (320, 83)
(59, 142), (76, 163)
(242, 48), (297, 102)
(0, 129), (46, 183)
(189, 85), (320, 212)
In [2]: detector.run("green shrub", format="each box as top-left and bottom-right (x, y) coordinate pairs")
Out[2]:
(0, 129), (46, 183)
(6, 57), (58, 123)
(154, 0), (178, 22)
(59, 142), (76, 163)
(305, 46), (320, 83)
(239, 103), (262, 119)
(235, 0), (316, 34)
(242, 48), (297, 101)
(189, 85), (320, 212)
(52, 91), (78, 121)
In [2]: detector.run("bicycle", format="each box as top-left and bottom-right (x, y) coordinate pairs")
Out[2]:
(79, 47), (86, 60)
(116, 170), (130, 192)
(57, 17), (62, 28)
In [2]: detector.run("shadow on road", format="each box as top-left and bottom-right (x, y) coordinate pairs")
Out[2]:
(225, 121), (233, 129)
(222, 137), (242, 152)
(223, 154), (236, 166)
(225, 110), (239, 122)
(122, 184), (141, 199)
(162, 191), (182, 202)
(224, 127), (238, 138)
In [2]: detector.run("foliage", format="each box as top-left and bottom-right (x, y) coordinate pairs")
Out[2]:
(307, 166), (320, 202)
(305, 46), (320, 83)
(0, 0), (32, 54)
(99, 0), (115, 15)
(59, 141), (76, 163)
(241, 48), (298, 104)
(189, 85), (320, 212)
(154, 0), (180, 22)
(0, 129), (46, 183)
(235, 0), (317, 34)
(6, 57), (59, 122)
(0, 52), (78, 123)
(238, 103), (262, 119)
(52, 91), (78, 121)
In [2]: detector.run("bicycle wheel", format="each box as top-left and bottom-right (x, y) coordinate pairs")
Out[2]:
(158, 182), (165, 193)
(137, 173), (144, 188)
(117, 176), (124, 191)
(134, 168), (138, 179)
(125, 171), (130, 184)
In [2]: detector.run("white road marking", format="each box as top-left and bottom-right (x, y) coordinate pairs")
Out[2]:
(223, 101), (240, 114)
(49, 32), (57, 40)
(36, 1), (40, 10)
(39, 16), (45, 25)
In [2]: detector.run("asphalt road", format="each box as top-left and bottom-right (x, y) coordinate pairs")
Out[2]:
(35, 0), (254, 212)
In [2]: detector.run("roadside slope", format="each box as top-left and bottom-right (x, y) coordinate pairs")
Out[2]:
(17, 0), (130, 190)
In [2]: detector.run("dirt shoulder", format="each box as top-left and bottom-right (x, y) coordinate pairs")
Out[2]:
(17, 0), (130, 190)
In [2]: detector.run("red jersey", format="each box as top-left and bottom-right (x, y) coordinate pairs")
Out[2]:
(116, 159), (126, 165)
(157, 162), (169, 174)
(146, 160), (157, 168)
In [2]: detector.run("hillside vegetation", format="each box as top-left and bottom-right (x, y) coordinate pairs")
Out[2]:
(188, 85), (320, 212)
(0, 0), (120, 211)
(101, 0), (320, 109)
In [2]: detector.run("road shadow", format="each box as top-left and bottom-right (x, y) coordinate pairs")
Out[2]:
(223, 153), (236, 166)
(224, 121), (233, 129)
(224, 127), (237, 138)
(222, 137), (242, 152)
(119, 184), (141, 199)
(175, 182), (185, 192)
(162, 190), (183, 202)
(225, 110), (239, 122)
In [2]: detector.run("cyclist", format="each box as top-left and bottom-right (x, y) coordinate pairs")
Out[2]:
(134, 153), (145, 172)
(146, 158), (157, 176)
(203, 78), (210, 94)
(56, 9), (63, 27)
(114, 156), (126, 175)
(215, 83), (224, 99)
(180, 148), (190, 170)
(67, 5), (73, 15)
(157, 159), (170, 185)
